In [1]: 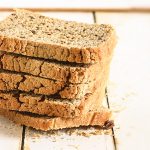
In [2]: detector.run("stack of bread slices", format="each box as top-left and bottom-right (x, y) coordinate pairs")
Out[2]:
(0, 9), (116, 131)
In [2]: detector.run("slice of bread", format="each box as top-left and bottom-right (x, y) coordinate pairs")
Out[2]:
(0, 70), (104, 99)
(0, 9), (116, 64)
(0, 51), (111, 84)
(0, 107), (113, 131)
(0, 80), (106, 118)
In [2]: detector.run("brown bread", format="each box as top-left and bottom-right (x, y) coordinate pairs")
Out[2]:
(0, 71), (103, 99)
(0, 107), (112, 131)
(0, 51), (111, 84)
(0, 81), (106, 118)
(0, 9), (116, 64)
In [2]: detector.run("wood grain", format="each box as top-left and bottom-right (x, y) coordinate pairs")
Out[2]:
(96, 12), (150, 150)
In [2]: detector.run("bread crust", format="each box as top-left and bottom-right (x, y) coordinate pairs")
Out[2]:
(0, 80), (106, 118)
(0, 10), (116, 64)
(0, 71), (104, 99)
(0, 51), (111, 83)
(0, 107), (112, 131)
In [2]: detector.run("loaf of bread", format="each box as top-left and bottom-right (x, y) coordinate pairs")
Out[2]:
(0, 9), (116, 64)
(0, 9), (116, 131)
(0, 107), (113, 131)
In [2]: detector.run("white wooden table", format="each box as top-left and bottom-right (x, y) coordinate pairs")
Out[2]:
(0, 10), (150, 150)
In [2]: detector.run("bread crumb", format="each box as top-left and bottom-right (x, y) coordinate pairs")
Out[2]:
(28, 126), (113, 138)
(65, 127), (112, 137)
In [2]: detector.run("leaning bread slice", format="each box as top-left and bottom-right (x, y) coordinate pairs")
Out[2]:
(0, 51), (111, 84)
(0, 107), (113, 131)
(0, 9), (116, 64)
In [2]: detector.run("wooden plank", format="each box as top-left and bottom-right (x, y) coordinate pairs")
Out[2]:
(41, 12), (94, 23)
(0, 116), (23, 150)
(0, 0), (150, 12)
(25, 128), (114, 150)
(22, 12), (115, 150)
(0, 11), (93, 23)
(96, 12), (150, 149)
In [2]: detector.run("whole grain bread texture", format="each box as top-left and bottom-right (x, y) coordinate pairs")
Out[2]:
(0, 70), (104, 99)
(0, 92), (103, 118)
(0, 9), (116, 64)
(0, 107), (112, 131)
(0, 51), (111, 83)
(0, 76), (107, 118)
